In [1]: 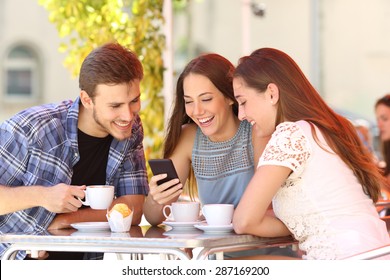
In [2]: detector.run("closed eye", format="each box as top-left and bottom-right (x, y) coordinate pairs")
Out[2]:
(131, 97), (140, 103)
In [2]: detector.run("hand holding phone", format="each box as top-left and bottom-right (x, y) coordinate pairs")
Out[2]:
(148, 159), (181, 191)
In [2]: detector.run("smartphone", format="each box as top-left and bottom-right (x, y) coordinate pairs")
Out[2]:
(148, 159), (181, 190)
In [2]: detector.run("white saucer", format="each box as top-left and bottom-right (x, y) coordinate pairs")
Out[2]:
(70, 222), (110, 232)
(162, 220), (202, 231)
(194, 223), (234, 234)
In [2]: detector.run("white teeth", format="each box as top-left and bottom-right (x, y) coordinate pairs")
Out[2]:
(115, 122), (130, 127)
(199, 117), (213, 124)
(250, 120), (256, 126)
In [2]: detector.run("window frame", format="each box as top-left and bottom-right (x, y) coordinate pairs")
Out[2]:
(3, 44), (40, 103)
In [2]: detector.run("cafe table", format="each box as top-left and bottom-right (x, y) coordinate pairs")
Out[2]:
(0, 224), (297, 260)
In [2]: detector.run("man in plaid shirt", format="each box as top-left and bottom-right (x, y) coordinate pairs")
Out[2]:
(0, 42), (149, 259)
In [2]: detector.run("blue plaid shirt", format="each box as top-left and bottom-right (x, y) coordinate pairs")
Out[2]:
(0, 97), (149, 259)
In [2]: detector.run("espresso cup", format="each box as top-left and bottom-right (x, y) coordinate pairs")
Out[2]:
(202, 204), (234, 226)
(163, 201), (200, 222)
(80, 185), (114, 210)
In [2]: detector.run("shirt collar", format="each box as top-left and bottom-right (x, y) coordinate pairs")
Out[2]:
(66, 97), (81, 149)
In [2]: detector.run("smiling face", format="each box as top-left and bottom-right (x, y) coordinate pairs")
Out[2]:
(233, 77), (278, 138)
(183, 73), (237, 141)
(79, 80), (141, 141)
(376, 103), (390, 141)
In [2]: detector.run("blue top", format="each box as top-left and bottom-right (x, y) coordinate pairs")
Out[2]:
(192, 120), (254, 207)
(0, 97), (148, 259)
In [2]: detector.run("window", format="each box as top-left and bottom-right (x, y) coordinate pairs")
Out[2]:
(4, 45), (40, 101)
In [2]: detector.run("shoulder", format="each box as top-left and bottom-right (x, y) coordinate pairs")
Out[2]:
(269, 121), (312, 154)
(170, 123), (197, 159)
(274, 121), (312, 138)
(1, 100), (73, 133)
(260, 121), (312, 172)
(181, 123), (198, 139)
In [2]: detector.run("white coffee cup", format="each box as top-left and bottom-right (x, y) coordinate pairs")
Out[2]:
(163, 201), (200, 222)
(202, 204), (234, 226)
(80, 185), (114, 210)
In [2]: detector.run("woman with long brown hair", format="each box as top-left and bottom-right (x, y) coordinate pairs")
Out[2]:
(143, 53), (265, 225)
(232, 47), (390, 259)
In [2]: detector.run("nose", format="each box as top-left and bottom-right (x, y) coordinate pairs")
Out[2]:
(193, 101), (205, 116)
(377, 120), (384, 131)
(120, 105), (135, 121)
(238, 107), (246, 121)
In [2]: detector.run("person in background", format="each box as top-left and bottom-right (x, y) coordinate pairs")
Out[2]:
(0, 42), (149, 260)
(232, 47), (390, 260)
(353, 119), (375, 155)
(143, 53), (297, 258)
(374, 94), (390, 213)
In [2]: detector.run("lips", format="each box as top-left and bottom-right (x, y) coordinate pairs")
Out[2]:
(114, 121), (132, 130)
(198, 116), (214, 126)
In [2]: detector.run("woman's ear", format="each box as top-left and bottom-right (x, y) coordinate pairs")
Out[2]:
(267, 83), (280, 105)
(80, 90), (93, 109)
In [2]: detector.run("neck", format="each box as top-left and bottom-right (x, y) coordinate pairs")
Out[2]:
(208, 115), (240, 142)
(78, 105), (107, 137)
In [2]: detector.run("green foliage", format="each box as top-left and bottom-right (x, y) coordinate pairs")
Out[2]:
(38, 0), (166, 175)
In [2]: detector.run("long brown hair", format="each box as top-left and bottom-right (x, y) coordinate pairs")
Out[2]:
(235, 48), (385, 202)
(164, 53), (237, 198)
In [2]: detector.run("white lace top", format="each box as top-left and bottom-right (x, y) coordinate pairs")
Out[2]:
(259, 120), (390, 259)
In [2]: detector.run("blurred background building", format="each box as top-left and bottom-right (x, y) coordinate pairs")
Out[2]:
(1, 0), (390, 144)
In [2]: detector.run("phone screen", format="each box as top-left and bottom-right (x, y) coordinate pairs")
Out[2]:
(148, 159), (181, 189)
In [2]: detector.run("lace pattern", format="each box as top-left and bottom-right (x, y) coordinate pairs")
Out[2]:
(273, 180), (338, 259)
(260, 122), (310, 176)
(264, 122), (338, 259)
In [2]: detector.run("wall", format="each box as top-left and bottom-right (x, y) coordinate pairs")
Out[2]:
(0, 0), (79, 122)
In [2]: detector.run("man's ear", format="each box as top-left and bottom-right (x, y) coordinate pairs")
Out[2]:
(267, 83), (280, 105)
(80, 90), (93, 109)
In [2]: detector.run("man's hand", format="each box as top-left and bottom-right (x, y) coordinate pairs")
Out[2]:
(42, 184), (85, 213)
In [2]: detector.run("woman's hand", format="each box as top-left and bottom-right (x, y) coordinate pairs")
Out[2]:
(148, 174), (183, 205)
(143, 175), (183, 226)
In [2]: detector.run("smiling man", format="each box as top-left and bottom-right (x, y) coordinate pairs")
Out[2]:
(0, 43), (149, 259)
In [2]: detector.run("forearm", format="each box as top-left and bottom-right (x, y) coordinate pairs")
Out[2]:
(0, 185), (45, 215)
(143, 195), (165, 226)
(49, 207), (107, 229)
(234, 214), (291, 237)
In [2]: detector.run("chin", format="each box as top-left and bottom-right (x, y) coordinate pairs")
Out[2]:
(200, 126), (217, 137)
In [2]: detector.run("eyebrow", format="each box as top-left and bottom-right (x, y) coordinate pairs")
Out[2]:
(184, 92), (213, 98)
(107, 94), (141, 105)
(131, 94), (141, 101)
